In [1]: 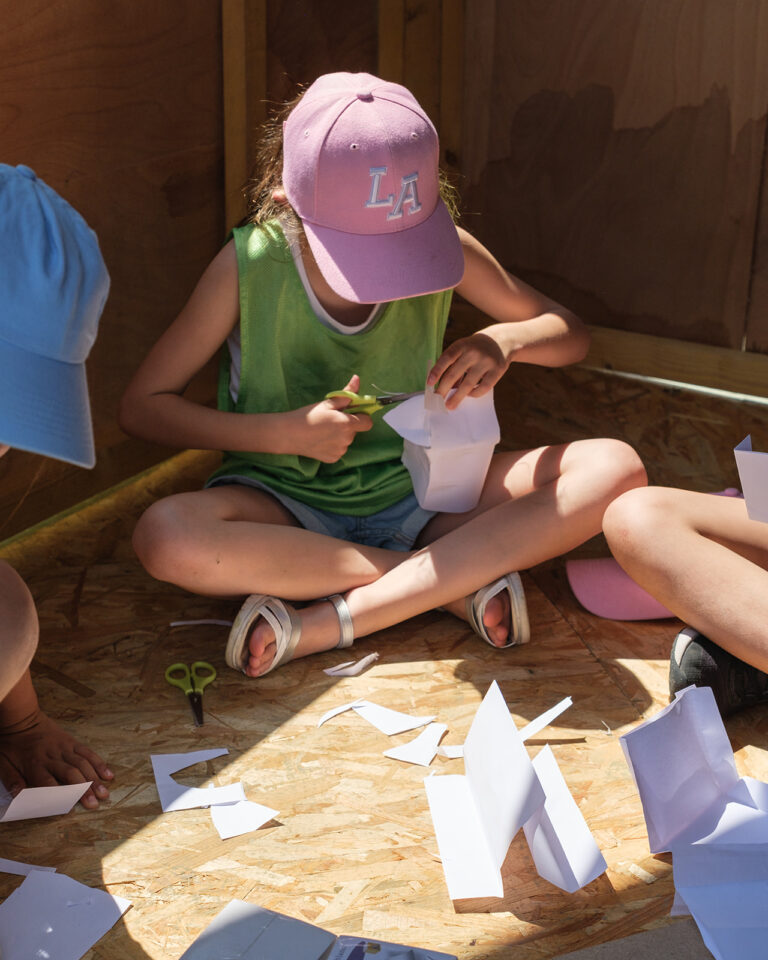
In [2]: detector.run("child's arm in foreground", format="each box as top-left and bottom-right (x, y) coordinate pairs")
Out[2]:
(0, 561), (112, 808)
(430, 228), (590, 408)
(119, 241), (371, 462)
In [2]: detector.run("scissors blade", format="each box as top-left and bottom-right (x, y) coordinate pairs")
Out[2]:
(188, 691), (205, 726)
(374, 391), (422, 406)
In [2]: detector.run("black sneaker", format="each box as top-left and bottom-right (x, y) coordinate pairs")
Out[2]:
(669, 626), (768, 717)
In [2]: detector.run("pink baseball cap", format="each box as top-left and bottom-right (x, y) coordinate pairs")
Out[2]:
(565, 558), (674, 621)
(282, 72), (464, 304)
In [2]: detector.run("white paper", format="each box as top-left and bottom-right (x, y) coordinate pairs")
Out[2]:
(317, 699), (434, 735)
(0, 857), (56, 876)
(0, 782), (92, 822)
(151, 748), (246, 812)
(621, 685), (768, 959)
(384, 722), (447, 766)
(0, 870), (131, 960)
(434, 696), (574, 760)
(425, 682), (546, 898)
(211, 800), (279, 840)
(384, 390), (500, 512)
(734, 435), (768, 523)
(179, 900), (336, 960)
(523, 745), (607, 892)
(518, 696), (573, 741)
(323, 652), (379, 676)
(621, 686), (741, 853)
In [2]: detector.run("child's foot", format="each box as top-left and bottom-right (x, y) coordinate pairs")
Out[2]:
(0, 709), (113, 809)
(442, 591), (511, 646)
(245, 599), (342, 677)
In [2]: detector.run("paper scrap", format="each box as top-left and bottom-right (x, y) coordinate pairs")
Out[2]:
(437, 744), (464, 759)
(522, 745), (607, 892)
(734, 436), (768, 523)
(384, 722), (447, 766)
(317, 699), (434, 735)
(0, 782), (92, 822)
(518, 696), (573, 741)
(323, 652), (379, 676)
(0, 870), (131, 960)
(211, 800), (279, 840)
(0, 857), (56, 876)
(151, 748), (246, 812)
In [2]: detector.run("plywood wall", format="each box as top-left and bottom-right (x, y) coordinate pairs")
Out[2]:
(461, 0), (768, 355)
(0, 0), (224, 538)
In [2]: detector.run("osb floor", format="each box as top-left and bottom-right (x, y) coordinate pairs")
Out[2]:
(3, 365), (768, 960)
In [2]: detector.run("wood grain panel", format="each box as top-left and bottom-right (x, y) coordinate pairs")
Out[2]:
(0, 0), (224, 536)
(462, 0), (768, 352)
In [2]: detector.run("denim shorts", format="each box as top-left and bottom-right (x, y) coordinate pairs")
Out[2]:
(208, 475), (436, 552)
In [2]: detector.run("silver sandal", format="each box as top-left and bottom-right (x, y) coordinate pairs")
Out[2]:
(465, 572), (530, 648)
(225, 593), (354, 675)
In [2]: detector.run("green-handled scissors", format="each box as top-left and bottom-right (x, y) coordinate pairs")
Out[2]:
(164, 661), (217, 726)
(324, 389), (421, 415)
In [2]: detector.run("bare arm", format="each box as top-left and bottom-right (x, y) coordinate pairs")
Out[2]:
(118, 241), (371, 460)
(428, 228), (590, 408)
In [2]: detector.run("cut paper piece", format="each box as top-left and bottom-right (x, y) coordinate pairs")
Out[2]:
(522, 745), (607, 893)
(0, 857), (56, 876)
(0, 870), (131, 960)
(179, 900), (457, 960)
(621, 685), (768, 960)
(425, 681), (546, 898)
(211, 800), (279, 840)
(426, 682), (604, 899)
(317, 699), (434, 735)
(151, 748), (246, 812)
(436, 695), (574, 760)
(323, 652), (379, 676)
(621, 686), (742, 854)
(383, 389), (500, 512)
(0, 781), (91, 822)
(734, 435), (768, 522)
(518, 696), (573, 741)
(317, 698), (365, 727)
(384, 722), (447, 766)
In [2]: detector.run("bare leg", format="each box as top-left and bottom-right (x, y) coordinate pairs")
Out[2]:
(234, 438), (646, 675)
(604, 487), (768, 672)
(0, 561), (113, 807)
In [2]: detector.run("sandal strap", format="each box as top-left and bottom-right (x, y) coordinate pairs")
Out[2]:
(327, 594), (355, 649)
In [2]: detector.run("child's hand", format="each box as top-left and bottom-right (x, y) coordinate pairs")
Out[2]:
(427, 334), (508, 410)
(288, 375), (373, 462)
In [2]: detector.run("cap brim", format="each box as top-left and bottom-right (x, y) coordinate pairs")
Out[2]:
(0, 338), (95, 468)
(302, 199), (464, 303)
(565, 557), (674, 621)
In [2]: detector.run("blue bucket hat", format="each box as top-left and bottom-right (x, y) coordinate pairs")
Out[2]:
(0, 164), (109, 468)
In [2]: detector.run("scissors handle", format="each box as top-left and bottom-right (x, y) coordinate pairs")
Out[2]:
(190, 660), (217, 694)
(165, 662), (193, 694)
(324, 390), (381, 415)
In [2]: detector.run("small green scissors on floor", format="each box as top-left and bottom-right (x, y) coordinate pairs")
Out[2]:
(165, 661), (217, 726)
(324, 389), (421, 415)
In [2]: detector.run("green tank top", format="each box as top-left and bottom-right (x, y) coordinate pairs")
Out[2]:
(208, 221), (453, 515)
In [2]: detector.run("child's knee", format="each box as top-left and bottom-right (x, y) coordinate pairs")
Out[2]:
(0, 561), (39, 692)
(588, 438), (647, 495)
(603, 486), (674, 552)
(132, 497), (196, 581)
